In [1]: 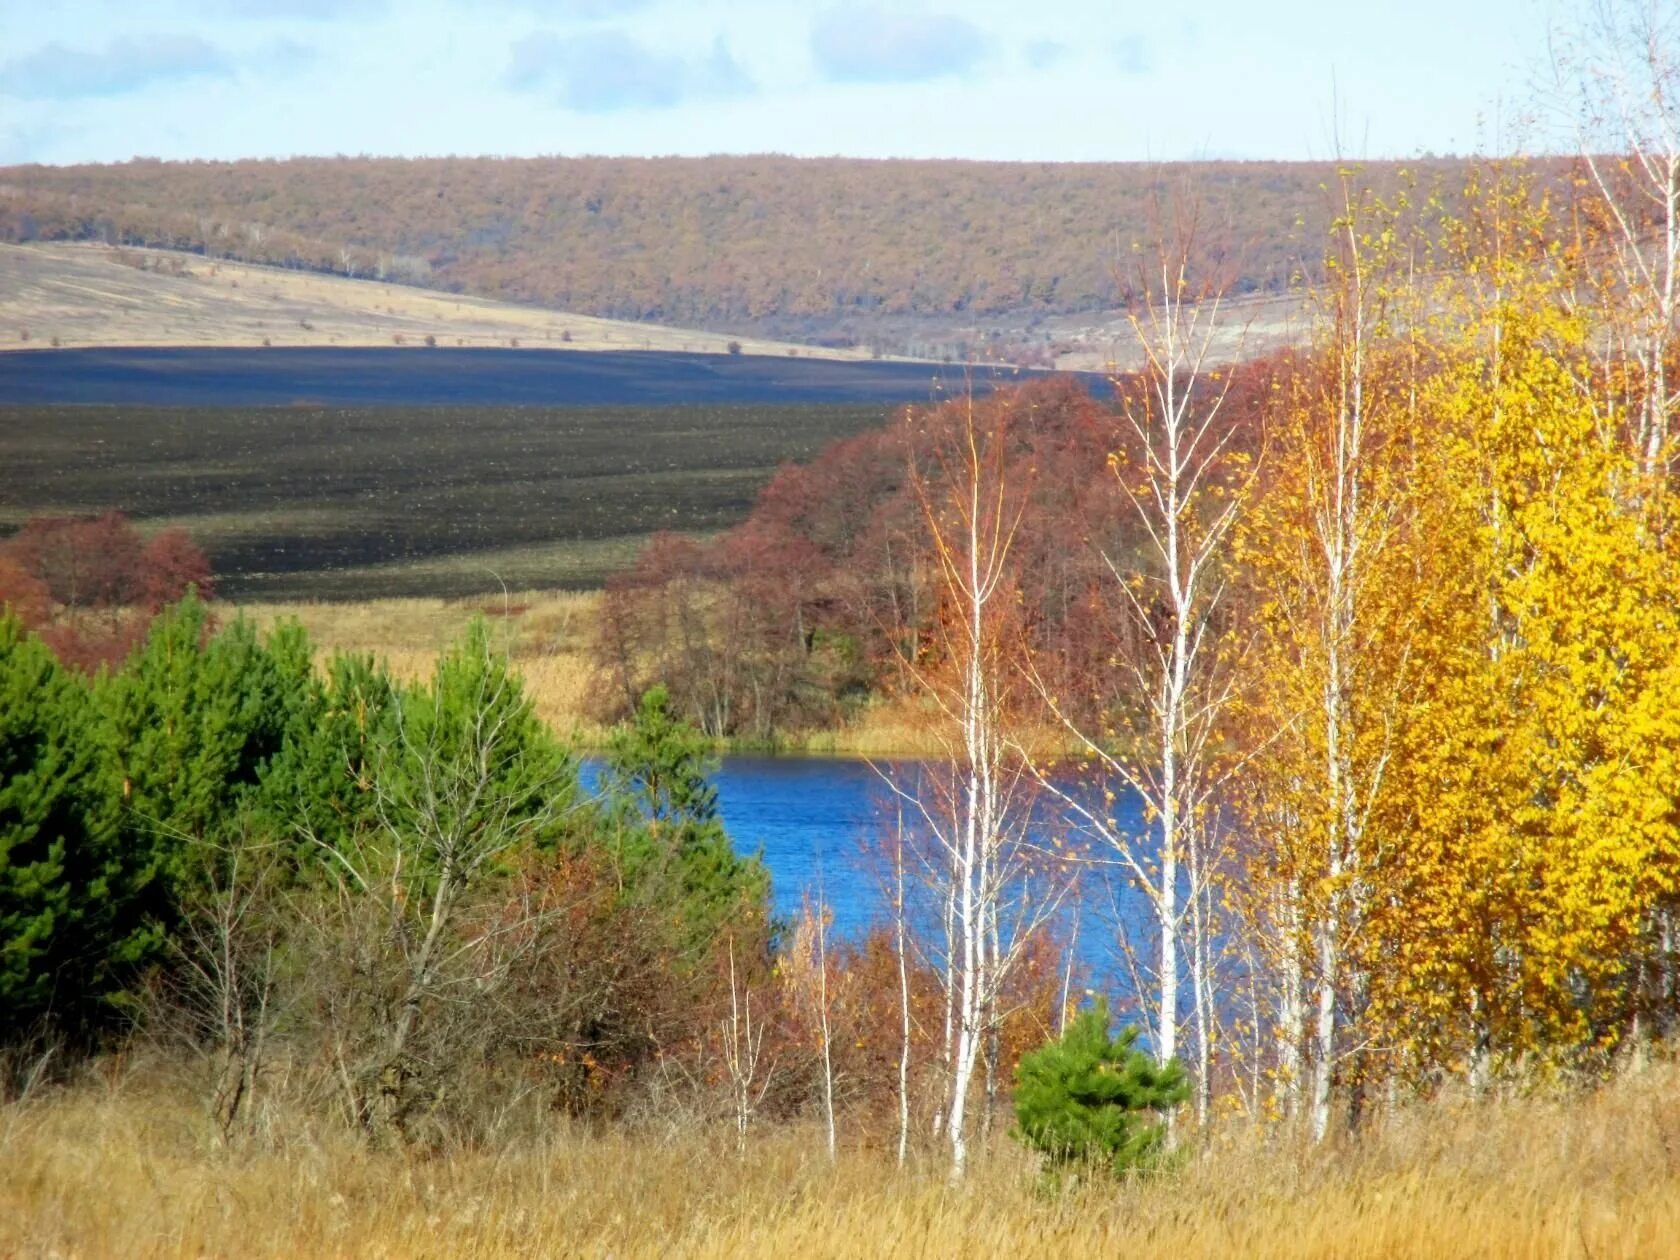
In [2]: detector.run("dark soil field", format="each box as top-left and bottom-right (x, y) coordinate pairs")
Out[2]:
(0, 401), (892, 599)
(0, 347), (993, 407)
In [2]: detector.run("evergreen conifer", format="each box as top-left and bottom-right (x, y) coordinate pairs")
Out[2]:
(1012, 999), (1188, 1176)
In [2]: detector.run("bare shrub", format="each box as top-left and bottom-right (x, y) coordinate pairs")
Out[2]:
(143, 823), (287, 1144)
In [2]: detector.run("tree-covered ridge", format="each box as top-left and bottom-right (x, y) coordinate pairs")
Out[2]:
(0, 155), (1481, 336)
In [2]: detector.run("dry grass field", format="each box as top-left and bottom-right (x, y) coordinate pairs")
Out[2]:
(235, 591), (943, 754)
(0, 240), (1305, 373)
(4, 1052), (1678, 1259)
(0, 242), (884, 359)
(238, 591), (608, 741)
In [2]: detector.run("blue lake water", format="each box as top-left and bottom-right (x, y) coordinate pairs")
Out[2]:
(712, 755), (905, 928)
(583, 755), (925, 931)
(584, 754), (1150, 959)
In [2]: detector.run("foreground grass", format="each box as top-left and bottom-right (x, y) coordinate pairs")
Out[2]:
(5, 1057), (1679, 1258)
(236, 591), (951, 755)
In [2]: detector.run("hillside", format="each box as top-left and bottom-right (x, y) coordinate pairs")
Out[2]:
(0, 154), (1479, 355)
(0, 241), (871, 358)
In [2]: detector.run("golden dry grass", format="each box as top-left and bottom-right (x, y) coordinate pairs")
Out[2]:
(5, 1056), (1680, 1258)
(237, 591), (607, 742)
(0, 242), (885, 359)
(233, 592), (958, 755)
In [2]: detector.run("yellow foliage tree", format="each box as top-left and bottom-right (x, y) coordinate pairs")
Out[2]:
(1238, 158), (1680, 1128)
(1372, 290), (1680, 1082)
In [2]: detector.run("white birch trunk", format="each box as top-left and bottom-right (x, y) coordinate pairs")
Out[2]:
(1277, 875), (1306, 1121)
(816, 899), (837, 1163)
(1028, 222), (1251, 1123)
(892, 809), (912, 1167)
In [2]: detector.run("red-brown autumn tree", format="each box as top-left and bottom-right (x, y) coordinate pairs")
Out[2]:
(0, 511), (215, 670)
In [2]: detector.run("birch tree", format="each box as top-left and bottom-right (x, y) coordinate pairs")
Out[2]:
(1552, 1), (1680, 1039)
(884, 390), (1071, 1180)
(785, 892), (839, 1161)
(1552, 0), (1680, 497)
(720, 937), (773, 1156)
(1237, 172), (1421, 1138)
(892, 803), (913, 1166)
(1032, 198), (1253, 1124)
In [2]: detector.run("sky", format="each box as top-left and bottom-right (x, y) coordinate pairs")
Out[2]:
(0, 0), (1572, 167)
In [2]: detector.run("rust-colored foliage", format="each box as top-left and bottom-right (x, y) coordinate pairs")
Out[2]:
(465, 847), (708, 1119)
(0, 511), (215, 670)
(594, 371), (1276, 742)
(0, 552), (51, 630)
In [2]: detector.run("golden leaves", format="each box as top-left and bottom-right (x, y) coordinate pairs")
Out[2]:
(1234, 164), (1680, 1088)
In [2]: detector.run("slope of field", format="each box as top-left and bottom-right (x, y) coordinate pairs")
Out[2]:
(0, 402), (897, 598)
(0, 155), (1484, 348)
(0, 241), (877, 358)
(235, 591), (943, 754)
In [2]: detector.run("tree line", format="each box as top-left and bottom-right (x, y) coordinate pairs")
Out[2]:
(0, 595), (798, 1137)
(0, 510), (213, 670)
(1, 586), (1092, 1159)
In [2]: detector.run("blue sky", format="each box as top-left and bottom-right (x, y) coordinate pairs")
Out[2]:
(0, 0), (1567, 167)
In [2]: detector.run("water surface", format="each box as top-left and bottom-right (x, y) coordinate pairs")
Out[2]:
(589, 754), (1148, 943)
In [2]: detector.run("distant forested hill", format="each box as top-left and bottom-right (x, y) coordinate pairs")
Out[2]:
(0, 154), (1482, 343)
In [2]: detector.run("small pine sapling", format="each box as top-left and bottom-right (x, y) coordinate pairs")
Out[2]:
(1012, 999), (1187, 1177)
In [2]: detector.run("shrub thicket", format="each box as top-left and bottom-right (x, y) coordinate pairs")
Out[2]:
(0, 601), (773, 1136)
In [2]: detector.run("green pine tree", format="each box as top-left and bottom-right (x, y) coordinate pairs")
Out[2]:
(602, 685), (768, 951)
(0, 616), (134, 1034)
(255, 648), (395, 865)
(85, 597), (324, 980)
(373, 618), (580, 873)
(97, 596), (317, 850)
(1012, 999), (1189, 1176)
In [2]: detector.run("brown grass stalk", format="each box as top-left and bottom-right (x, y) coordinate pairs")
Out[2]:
(5, 1053), (1678, 1258)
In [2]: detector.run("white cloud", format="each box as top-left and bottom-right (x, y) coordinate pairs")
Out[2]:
(0, 35), (232, 100)
(505, 28), (754, 112)
(810, 8), (988, 84)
